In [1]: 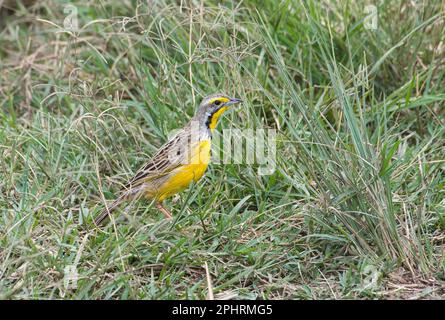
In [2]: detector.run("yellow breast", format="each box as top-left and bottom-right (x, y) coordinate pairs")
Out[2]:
(155, 139), (211, 201)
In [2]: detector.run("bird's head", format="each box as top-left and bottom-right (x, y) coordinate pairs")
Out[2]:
(195, 93), (242, 131)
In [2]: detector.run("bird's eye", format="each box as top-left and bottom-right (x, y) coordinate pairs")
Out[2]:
(214, 100), (221, 106)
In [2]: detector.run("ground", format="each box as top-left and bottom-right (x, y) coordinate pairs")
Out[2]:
(0, 0), (444, 299)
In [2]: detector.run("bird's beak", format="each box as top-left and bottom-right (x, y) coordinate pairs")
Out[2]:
(224, 97), (243, 106)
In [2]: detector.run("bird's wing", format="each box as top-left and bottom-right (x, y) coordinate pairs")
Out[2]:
(123, 129), (192, 190)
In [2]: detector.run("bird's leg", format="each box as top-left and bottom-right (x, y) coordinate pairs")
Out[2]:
(156, 202), (172, 219)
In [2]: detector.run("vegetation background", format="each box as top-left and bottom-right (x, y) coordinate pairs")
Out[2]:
(1, 0), (444, 299)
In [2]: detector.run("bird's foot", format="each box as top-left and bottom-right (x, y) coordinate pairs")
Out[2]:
(156, 202), (173, 220)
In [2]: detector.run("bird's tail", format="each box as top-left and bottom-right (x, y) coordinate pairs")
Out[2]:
(94, 195), (126, 226)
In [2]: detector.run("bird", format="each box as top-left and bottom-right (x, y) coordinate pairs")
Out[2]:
(94, 93), (242, 226)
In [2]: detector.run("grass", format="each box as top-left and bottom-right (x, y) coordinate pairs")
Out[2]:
(1, 0), (445, 299)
